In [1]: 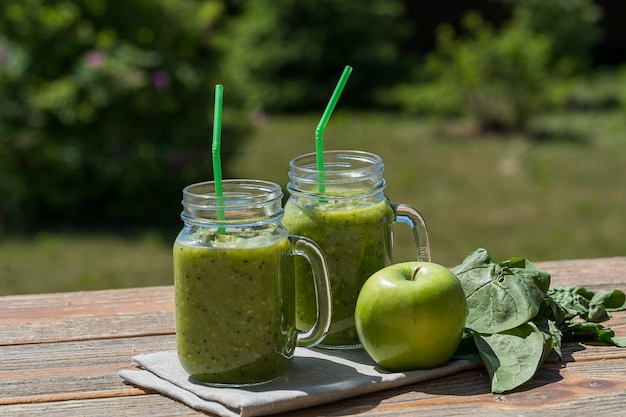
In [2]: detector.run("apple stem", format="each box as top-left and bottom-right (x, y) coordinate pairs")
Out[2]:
(411, 266), (422, 281)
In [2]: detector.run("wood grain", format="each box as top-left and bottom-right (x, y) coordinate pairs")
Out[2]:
(538, 256), (626, 289)
(0, 335), (175, 404)
(0, 286), (175, 345)
(1, 257), (625, 416)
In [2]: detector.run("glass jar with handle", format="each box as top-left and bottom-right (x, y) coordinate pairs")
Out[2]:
(174, 179), (332, 386)
(283, 150), (430, 349)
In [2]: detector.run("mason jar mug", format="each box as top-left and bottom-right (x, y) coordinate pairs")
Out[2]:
(173, 179), (332, 386)
(282, 150), (430, 349)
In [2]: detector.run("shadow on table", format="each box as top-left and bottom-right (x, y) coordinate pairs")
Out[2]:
(277, 344), (589, 416)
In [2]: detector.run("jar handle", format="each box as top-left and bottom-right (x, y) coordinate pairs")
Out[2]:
(390, 203), (431, 262)
(288, 235), (333, 348)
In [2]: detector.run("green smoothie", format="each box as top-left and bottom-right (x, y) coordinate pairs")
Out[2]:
(282, 197), (394, 347)
(174, 232), (295, 385)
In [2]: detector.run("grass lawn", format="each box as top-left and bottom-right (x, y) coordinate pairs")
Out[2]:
(0, 232), (173, 295)
(2, 108), (625, 294)
(232, 109), (626, 266)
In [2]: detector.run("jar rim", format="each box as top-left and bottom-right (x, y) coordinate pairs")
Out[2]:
(288, 149), (383, 184)
(289, 149), (382, 172)
(182, 179), (283, 209)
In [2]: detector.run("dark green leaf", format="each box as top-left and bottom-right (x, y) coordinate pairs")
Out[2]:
(587, 303), (610, 323)
(452, 249), (626, 395)
(451, 330), (483, 363)
(547, 286), (626, 322)
(565, 322), (626, 347)
(506, 257), (527, 269)
(473, 322), (553, 393)
(591, 289), (626, 311)
(613, 337), (626, 347)
(547, 285), (591, 320)
(452, 248), (551, 334)
(532, 298), (564, 359)
(502, 258), (551, 296)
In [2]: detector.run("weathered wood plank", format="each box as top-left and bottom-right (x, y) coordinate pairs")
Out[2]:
(282, 358), (626, 416)
(0, 286), (173, 320)
(1, 257), (625, 417)
(2, 323), (625, 408)
(0, 312), (175, 346)
(0, 335), (175, 403)
(0, 286), (175, 345)
(4, 360), (626, 417)
(537, 256), (626, 289)
(1, 257), (624, 346)
(0, 395), (198, 417)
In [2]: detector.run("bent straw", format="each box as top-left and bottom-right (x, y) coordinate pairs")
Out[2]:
(212, 84), (225, 233)
(315, 65), (353, 194)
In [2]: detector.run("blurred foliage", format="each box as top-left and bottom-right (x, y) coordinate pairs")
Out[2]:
(390, 0), (604, 132)
(216, 0), (413, 112)
(430, 13), (553, 131)
(0, 0), (250, 233)
(0, 0), (618, 235)
(392, 12), (554, 131)
(499, 0), (603, 75)
(557, 66), (626, 112)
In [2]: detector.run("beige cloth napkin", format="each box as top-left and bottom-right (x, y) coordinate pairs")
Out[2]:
(118, 348), (478, 417)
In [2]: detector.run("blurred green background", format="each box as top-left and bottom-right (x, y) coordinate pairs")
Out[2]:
(2, 0), (626, 294)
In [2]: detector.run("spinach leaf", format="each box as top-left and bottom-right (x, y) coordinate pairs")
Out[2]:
(547, 286), (626, 322)
(451, 248), (626, 394)
(547, 285), (594, 320)
(452, 248), (551, 334)
(546, 286), (626, 347)
(532, 297), (565, 359)
(472, 322), (553, 394)
(591, 289), (626, 311)
(565, 322), (626, 347)
(451, 330), (483, 363)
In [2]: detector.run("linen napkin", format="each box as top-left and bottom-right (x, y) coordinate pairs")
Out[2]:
(118, 347), (479, 417)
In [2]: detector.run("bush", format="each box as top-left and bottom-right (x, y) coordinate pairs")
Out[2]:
(392, 0), (604, 132)
(500, 0), (603, 75)
(396, 12), (554, 131)
(0, 0), (250, 233)
(216, 0), (413, 112)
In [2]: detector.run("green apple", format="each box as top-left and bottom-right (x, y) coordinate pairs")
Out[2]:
(355, 261), (467, 371)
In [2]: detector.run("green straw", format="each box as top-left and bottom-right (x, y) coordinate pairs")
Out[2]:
(315, 65), (353, 194)
(212, 84), (225, 233)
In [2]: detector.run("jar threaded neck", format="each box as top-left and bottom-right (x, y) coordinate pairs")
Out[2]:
(181, 179), (284, 228)
(287, 150), (386, 201)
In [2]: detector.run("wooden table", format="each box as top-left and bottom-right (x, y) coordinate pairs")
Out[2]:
(2, 257), (626, 416)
